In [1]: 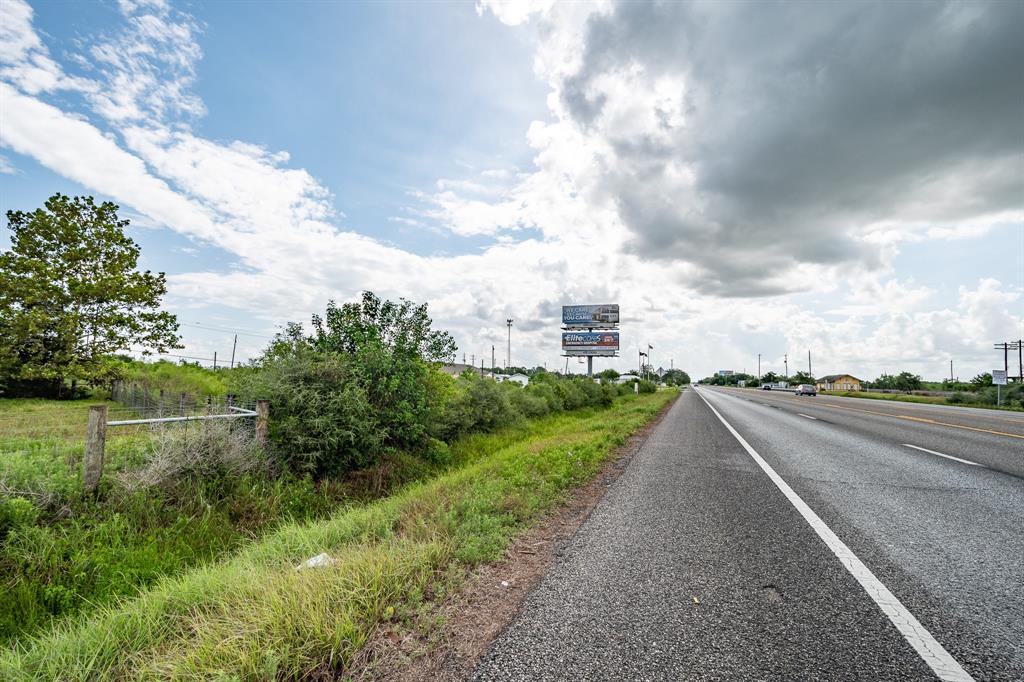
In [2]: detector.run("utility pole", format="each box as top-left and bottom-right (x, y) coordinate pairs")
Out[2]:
(506, 319), (514, 369)
(784, 354), (788, 379)
(950, 359), (954, 382)
(758, 354), (761, 379)
(995, 342), (1010, 381)
(491, 345), (495, 371)
(213, 351), (217, 370)
(230, 334), (237, 369)
(471, 353), (475, 368)
(808, 350), (812, 377)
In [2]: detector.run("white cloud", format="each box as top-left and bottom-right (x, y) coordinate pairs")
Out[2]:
(475, 0), (556, 26)
(2, 0), (1021, 382)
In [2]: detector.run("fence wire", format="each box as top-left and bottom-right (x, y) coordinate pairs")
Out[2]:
(1, 384), (257, 498)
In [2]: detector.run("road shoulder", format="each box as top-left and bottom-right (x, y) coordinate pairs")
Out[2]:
(346, 392), (679, 682)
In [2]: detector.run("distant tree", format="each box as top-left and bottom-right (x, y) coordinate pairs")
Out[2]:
(970, 372), (993, 389)
(790, 370), (814, 385)
(662, 369), (691, 385)
(870, 371), (922, 391)
(597, 368), (620, 380)
(0, 194), (180, 397)
(760, 371), (779, 384)
(893, 371), (923, 391)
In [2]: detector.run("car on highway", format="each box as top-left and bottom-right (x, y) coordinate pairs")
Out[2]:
(794, 384), (817, 396)
(761, 384), (772, 390)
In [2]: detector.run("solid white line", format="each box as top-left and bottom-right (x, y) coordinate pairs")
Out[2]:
(903, 444), (984, 468)
(797, 413), (818, 420)
(695, 389), (974, 682)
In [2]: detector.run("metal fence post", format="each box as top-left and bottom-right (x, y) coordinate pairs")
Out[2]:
(84, 405), (107, 494)
(256, 400), (269, 447)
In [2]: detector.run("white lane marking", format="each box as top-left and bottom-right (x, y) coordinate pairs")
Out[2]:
(694, 389), (975, 682)
(903, 444), (985, 468)
(798, 413), (818, 420)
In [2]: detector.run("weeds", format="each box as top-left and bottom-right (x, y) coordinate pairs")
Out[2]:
(1, 391), (675, 680)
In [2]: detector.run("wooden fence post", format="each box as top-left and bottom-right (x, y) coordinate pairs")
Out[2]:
(256, 400), (269, 447)
(84, 405), (107, 495)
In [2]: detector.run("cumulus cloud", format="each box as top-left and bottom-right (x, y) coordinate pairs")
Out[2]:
(477, 0), (1024, 296)
(2, 0), (1021, 378)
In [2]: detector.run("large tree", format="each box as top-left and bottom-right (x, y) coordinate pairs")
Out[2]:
(0, 194), (180, 396)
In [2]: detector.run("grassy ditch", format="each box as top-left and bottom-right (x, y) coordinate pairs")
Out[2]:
(1, 390), (675, 680)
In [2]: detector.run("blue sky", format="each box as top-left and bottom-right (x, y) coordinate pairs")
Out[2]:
(1, 0), (1022, 379)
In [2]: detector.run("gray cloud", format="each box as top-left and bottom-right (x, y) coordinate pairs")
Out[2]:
(560, 0), (1024, 295)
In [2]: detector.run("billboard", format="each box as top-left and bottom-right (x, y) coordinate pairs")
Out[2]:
(562, 331), (620, 356)
(562, 304), (619, 328)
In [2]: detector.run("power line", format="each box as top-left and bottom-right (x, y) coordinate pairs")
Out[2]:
(179, 322), (276, 339)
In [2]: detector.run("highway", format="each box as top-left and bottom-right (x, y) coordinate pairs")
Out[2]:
(472, 388), (1024, 681)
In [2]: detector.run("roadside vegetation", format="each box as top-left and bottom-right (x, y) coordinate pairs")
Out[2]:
(1, 194), (681, 666)
(700, 368), (1024, 411)
(0, 390), (674, 680)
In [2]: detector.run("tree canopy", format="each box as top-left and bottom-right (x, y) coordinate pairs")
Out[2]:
(0, 194), (180, 396)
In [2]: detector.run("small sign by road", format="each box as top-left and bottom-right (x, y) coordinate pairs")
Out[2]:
(992, 369), (1008, 385)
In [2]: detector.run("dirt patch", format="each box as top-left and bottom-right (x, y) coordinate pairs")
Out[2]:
(346, 394), (678, 682)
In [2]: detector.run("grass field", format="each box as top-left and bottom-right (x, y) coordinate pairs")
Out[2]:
(822, 390), (1024, 411)
(0, 398), (154, 497)
(821, 390), (948, 405)
(0, 390), (676, 680)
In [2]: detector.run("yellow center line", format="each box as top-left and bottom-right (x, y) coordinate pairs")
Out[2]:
(718, 387), (1024, 441)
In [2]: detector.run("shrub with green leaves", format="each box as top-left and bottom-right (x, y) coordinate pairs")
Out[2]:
(236, 293), (457, 477)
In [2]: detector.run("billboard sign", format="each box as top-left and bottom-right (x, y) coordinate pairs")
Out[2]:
(562, 304), (620, 328)
(562, 331), (620, 356)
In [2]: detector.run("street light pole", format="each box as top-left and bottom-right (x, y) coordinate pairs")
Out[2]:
(506, 319), (513, 369)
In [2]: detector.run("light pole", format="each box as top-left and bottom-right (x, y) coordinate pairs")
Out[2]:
(506, 319), (513, 369)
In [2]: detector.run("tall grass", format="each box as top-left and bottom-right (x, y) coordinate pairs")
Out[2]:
(1, 391), (675, 680)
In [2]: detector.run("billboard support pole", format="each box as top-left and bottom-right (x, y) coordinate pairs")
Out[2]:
(587, 356), (593, 377)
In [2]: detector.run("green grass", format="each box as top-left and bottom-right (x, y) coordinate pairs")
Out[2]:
(821, 390), (949, 405)
(0, 390), (675, 680)
(0, 398), (153, 497)
(822, 390), (1024, 412)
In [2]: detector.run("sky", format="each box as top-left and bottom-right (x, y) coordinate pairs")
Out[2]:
(1, 0), (1022, 381)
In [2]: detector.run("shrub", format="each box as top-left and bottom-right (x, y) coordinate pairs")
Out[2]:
(637, 380), (657, 394)
(234, 349), (382, 477)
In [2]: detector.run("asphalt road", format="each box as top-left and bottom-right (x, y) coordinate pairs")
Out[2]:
(471, 388), (1024, 681)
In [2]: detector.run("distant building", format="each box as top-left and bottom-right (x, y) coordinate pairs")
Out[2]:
(495, 372), (529, 386)
(816, 374), (863, 391)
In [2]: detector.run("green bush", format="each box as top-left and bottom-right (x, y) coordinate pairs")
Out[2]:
(234, 349), (383, 477)
(637, 379), (657, 394)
